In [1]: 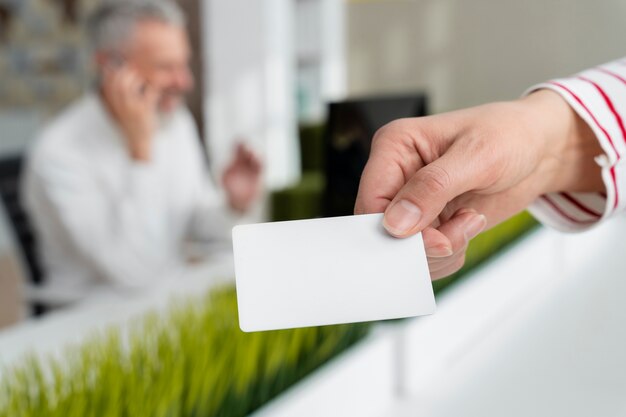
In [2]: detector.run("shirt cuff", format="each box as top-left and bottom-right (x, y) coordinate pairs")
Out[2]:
(523, 58), (626, 232)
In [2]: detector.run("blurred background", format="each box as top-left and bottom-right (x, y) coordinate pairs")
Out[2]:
(2, 0), (626, 177)
(1, 0), (625, 416)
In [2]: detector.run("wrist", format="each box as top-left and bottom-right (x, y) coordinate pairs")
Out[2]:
(521, 89), (604, 195)
(127, 134), (152, 161)
(227, 197), (248, 214)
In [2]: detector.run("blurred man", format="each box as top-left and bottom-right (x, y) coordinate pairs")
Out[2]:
(22, 0), (262, 304)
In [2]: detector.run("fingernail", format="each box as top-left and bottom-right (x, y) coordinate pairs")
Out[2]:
(383, 200), (422, 236)
(464, 214), (487, 241)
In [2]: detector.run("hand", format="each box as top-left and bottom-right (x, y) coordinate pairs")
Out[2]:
(222, 143), (263, 213)
(355, 90), (604, 279)
(101, 65), (159, 161)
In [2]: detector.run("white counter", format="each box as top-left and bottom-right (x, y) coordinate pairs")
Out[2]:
(381, 217), (626, 417)
(251, 217), (626, 417)
(0, 253), (235, 374)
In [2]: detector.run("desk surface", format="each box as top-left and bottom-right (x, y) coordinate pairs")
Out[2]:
(0, 254), (235, 373)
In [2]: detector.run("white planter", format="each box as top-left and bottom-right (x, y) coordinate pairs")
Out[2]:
(250, 217), (626, 417)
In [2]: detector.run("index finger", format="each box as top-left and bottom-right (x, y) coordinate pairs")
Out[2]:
(354, 122), (426, 214)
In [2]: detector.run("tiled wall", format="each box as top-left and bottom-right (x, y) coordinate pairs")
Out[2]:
(0, 0), (99, 116)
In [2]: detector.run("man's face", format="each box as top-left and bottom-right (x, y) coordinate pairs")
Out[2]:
(123, 20), (194, 113)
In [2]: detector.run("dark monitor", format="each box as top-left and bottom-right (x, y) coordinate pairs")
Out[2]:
(323, 93), (428, 217)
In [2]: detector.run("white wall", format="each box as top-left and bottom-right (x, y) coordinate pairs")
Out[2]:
(347, 0), (626, 113)
(203, 0), (300, 190)
(296, 0), (348, 123)
(0, 110), (43, 156)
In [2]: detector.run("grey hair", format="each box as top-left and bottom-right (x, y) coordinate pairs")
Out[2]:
(87, 0), (186, 52)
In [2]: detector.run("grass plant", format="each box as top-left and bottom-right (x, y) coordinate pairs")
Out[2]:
(0, 212), (537, 416)
(0, 287), (369, 417)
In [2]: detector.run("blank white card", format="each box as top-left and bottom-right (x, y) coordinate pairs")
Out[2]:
(233, 213), (435, 332)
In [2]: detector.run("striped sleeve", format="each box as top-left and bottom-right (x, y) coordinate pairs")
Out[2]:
(524, 58), (626, 232)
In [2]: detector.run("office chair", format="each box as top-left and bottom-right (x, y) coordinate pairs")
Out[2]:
(0, 154), (46, 315)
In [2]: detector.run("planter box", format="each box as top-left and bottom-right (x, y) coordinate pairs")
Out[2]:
(251, 217), (626, 417)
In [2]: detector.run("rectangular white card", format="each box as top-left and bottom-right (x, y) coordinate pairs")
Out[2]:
(232, 213), (435, 332)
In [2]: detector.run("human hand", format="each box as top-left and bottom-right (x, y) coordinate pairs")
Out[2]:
(355, 90), (604, 279)
(222, 143), (263, 213)
(101, 65), (159, 161)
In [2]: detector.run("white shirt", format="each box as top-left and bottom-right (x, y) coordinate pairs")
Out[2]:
(22, 94), (234, 304)
(527, 57), (626, 232)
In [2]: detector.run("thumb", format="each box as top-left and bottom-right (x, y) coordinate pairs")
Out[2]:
(382, 149), (480, 238)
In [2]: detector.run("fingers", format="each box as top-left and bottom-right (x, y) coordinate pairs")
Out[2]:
(355, 155), (411, 214)
(103, 65), (158, 110)
(103, 67), (134, 111)
(430, 253), (466, 280)
(382, 142), (486, 238)
(223, 142), (264, 212)
(118, 70), (139, 107)
(424, 208), (487, 280)
(101, 67), (122, 109)
(234, 142), (263, 174)
(124, 72), (159, 110)
(355, 121), (426, 215)
(142, 83), (160, 109)
(422, 227), (453, 257)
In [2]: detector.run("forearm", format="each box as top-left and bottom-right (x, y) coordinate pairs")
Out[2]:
(126, 133), (152, 161)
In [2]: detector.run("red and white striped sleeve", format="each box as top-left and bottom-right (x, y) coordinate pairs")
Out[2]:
(524, 58), (626, 232)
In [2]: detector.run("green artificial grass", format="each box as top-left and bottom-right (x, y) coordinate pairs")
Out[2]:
(0, 287), (369, 417)
(270, 172), (325, 222)
(0, 114), (542, 415)
(298, 124), (326, 173)
(0, 207), (538, 417)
